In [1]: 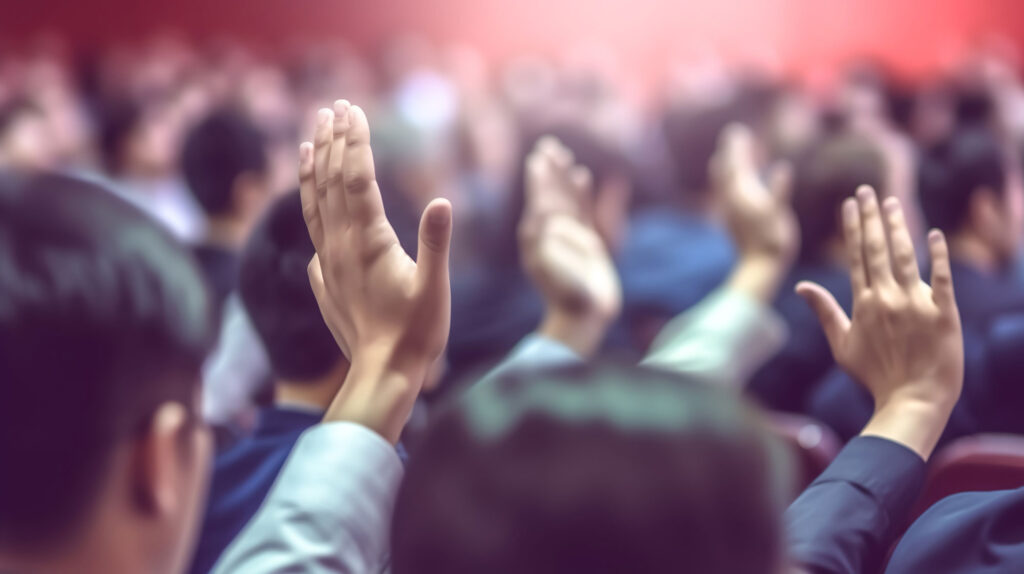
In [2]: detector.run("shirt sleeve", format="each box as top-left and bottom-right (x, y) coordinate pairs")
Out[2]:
(640, 287), (787, 388)
(784, 436), (927, 574)
(202, 295), (272, 426)
(479, 333), (584, 383)
(212, 422), (404, 574)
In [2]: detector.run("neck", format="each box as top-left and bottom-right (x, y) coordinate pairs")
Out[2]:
(948, 233), (1000, 274)
(204, 216), (249, 250)
(275, 362), (349, 412)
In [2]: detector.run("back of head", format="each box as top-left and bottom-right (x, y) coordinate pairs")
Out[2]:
(0, 172), (212, 550)
(238, 191), (342, 382)
(182, 109), (268, 217)
(918, 127), (1006, 234)
(662, 85), (775, 200)
(392, 364), (791, 574)
(793, 130), (886, 264)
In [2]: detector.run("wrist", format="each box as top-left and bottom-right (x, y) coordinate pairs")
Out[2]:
(323, 342), (429, 444)
(539, 307), (614, 358)
(727, 253), (789, 303)
(862, 391), (956, 461)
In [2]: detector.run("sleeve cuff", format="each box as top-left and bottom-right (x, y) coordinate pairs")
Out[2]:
(816, 435), (927, 526)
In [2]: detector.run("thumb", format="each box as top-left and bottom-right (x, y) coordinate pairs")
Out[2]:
(796, 281), (851, 354)
(416, 198), (453, 291)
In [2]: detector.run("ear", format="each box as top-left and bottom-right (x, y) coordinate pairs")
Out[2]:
(132, 402), (191, 517)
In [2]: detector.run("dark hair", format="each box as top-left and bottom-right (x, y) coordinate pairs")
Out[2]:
(494, 123), (630, 265)
(662, 86), (776, 197)
(392, 363), (791, 574)
(238, 191), (343, 381)
(792, 131), (886, 263)
(918, 127), (1006, 233)
(0, 173), (212, 549)
(182, 109), (267, 216)
(96, 97), (143, 174)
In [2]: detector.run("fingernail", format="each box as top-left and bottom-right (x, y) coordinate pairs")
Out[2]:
(843, 198), (857, 216)
(318, 108), (332, 125)
(929, 229), (944, 243)
(334, 100), (350, 121)
(856, 186), (874, 200)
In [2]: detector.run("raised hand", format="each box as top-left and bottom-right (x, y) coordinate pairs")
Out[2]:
(797, 186), (963, 459)
(299, 100), (452, 443)
(519, 137), (622, 356)
(711, 124), (799, 302)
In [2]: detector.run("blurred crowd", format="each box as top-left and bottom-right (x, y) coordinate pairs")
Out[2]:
(5, 32), (1024, 436)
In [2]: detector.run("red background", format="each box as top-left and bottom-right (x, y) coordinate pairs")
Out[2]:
(5, 0), (1024, 79)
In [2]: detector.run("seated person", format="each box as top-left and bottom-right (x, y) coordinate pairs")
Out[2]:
(182, 109), (271, 321)
(748, 130), (886, 412)
(0, 173), (215, 573)
(809, 126), (1024, 440)
(216, 102), (963, 574)
(188, 190), (407, 573)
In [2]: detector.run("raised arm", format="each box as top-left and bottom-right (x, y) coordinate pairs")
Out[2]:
(214, 100), (453, 573)
(785, 186), (963, 574)
(642, 125), (795, 386)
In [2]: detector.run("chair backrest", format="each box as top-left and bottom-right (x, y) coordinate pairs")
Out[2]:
(768, 412), (842, 494)
(914, 433), (1024, 518)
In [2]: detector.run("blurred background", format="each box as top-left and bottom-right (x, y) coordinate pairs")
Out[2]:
(5, 0), (1024, 396)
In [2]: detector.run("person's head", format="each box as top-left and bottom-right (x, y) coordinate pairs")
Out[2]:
(238, 191), (347, 399)
(0, 98), (56, 172)
(918, 127), (1022, 266)
(392, 364), (792, 574)
(98, 98), (183, 179)
(499, 123), (632, 262)
(0, 173), (213, 573)
(182, 109), (269, 226)
(792, 131), (886, 264)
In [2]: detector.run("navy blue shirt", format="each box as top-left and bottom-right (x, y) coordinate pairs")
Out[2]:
(887, 486), (1024, 572)
(786, 436), (926, 574)
(189, 406), (321, 574)
(748, 262), (852, 413)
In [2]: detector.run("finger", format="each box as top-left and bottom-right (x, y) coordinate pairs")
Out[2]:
(796, 281), (851, 354)
(307, 254), (351, 360)
(842, 197), (869, 296)
(768, 161), (793, 204)
(312, 108), (334, 223)
(928, 229), (958, 313)
(883, 196), (921, 287)
(341, 105), (387, 228)
(298, 142), (324, 251)
(416, 198), (453, 294)
(857, 185), (895, 286)
(326, 99), (351, 225)
(722, 124), (755, 172)
(568, 165), (594, 222)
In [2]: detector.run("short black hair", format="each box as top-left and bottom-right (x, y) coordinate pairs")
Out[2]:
(662, 85), (776, 197)
(182, 109), (268, 216)
(0, 172), (212, 549)
(238, 191), (343, 381)
(792, 131), (886, 263)
(392, 363), (791, 574)
(96, 97), (143, 174)
(918, 127), (1007, 234)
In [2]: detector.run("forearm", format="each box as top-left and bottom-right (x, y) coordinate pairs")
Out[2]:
(641, 256), (787, 387)
(213, 422), (403, 574)
(538, 309), (612, 358)
(725, 254), (789, 305)
(324, 344), (429, 445)
(860, 393), (956, 461)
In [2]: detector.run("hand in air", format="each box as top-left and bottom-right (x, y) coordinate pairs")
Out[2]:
(299, 100), (452, 442)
